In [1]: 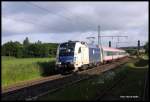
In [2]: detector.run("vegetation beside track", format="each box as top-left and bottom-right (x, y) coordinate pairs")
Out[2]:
(2, 56), (56, 87)
(39, 56), (148, 101)
(100, 56), (148, 100)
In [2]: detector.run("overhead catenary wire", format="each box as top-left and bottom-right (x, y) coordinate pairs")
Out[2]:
(58, 6), (95, 29)
(2, 15), (56, 31)
(26, 2), (77, 27)
(3, 2), (147, 47)
(3, 2), (82, 33)
(25, 2), (100, 44)
(3, 2), (81, 33)
(4, 2), (100, 41)
(3, 2), (97, 44)
(26, 2), (95, 32)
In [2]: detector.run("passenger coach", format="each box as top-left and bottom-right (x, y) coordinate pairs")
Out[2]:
(102, 47), (128, 63)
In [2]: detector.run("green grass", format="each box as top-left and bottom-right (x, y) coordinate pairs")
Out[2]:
(2, 56), (56, 87)
(102, 59), (148, 100)
(39, 57), (148, 101)
(2, 56), (16, 60)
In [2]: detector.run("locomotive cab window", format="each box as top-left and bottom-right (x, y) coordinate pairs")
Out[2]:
(59, 42), (75, 56)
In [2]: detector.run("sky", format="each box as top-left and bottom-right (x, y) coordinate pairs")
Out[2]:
(2, 2), (148, 47)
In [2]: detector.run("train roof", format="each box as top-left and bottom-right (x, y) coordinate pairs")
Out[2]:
(102, 47), (125, 52)
(62, 41), (125, 52)
(87, 45), (125, 52)
(88, 44), (99, 48)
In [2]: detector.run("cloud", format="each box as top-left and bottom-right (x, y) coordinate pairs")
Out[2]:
(2, 2), (148, 47)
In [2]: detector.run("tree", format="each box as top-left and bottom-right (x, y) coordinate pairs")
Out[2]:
(2, 39), (58, 58)
(25, 43), (48, 57)
(2, 41), (23, 57)
(37, 40), (42, 44)
(144, 42), (148, 55)
(16, 45), (23, 58)
(23, 37), (30, 57)
(23, 37), (30, 46)
(2, 41), (13, 56)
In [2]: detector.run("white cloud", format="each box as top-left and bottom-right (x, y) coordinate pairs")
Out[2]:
(2, 17), (35, 35)
(2, 1), (148, 47)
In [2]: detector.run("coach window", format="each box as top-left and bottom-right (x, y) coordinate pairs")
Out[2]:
(110, 51), (113, 56)
(112, 52), (114, 55)
(112, 52), (115, 55)
(107, 51), (112, 56)
(78, 47), (81, 53)
(107, 51), (110, 56)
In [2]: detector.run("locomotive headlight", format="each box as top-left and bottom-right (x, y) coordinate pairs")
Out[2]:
(56, 62), (61, 65)
(70, 61), (74, 64)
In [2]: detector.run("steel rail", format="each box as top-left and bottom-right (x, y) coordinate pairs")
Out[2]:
(2, 57), (129, 100)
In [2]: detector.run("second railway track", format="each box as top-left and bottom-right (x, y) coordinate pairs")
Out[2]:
(2, 57), (130, 100)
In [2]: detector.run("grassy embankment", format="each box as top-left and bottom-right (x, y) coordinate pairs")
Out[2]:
(39, 56), (148, 101)
(2, 56), (56, 87)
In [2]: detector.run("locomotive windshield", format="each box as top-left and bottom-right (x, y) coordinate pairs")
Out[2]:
(59, 42), (75, 56)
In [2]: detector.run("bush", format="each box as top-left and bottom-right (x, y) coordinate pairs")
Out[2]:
(1, 39), (58, 58)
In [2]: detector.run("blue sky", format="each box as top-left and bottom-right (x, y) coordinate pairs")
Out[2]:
(2, 2), (148, 47)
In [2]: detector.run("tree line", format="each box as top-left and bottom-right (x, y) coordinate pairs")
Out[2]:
(144, 41), (149, 55)
(1, 37), (58, 58)
(125, 41), (149, 56)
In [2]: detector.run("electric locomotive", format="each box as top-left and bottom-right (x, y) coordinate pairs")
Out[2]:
(55, 40), (102, 73)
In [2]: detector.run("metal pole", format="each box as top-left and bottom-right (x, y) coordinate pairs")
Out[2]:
(98, 25), (103, 63)
(109, 41), (111, 47)
(98, 25), (100, 47)
(98, 25), (102, 48)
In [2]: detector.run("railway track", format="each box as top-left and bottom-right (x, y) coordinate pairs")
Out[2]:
(2, 57), (129, 100)
(95, 58), (148, 101)
(95, 73), (145, 101)
(94, 73), (127, 101)
(142, 71), (149, 100)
